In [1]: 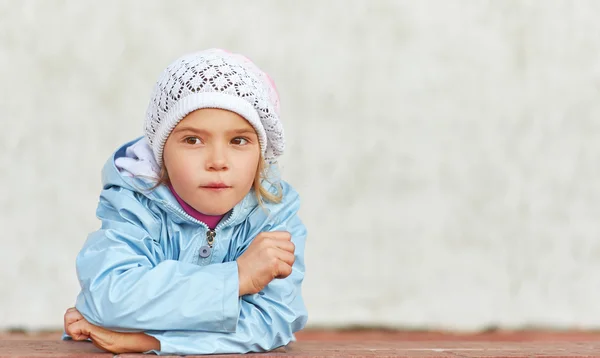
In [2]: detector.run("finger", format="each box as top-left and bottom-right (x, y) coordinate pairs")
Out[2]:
(64, 310), (84, 325)
(66, 320), (89, 341)
(275, 261), (293, 279)
(64, 307), (77, 328)
(261, 235), (293, 251)
(262, 231), (291, 241)
(275, 249), (295, 267)
(64, 311), (70, 332)
(64, 310), (85, 331)
(274, 240), (295, 253)
(66, 320), (91, 341)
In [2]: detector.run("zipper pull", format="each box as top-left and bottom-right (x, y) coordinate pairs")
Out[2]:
(200, 229), (216, 259)
(206, 229), (216, 248)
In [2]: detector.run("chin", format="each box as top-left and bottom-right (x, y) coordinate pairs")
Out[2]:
(199, 205), (233, 216)
(207, 209), (229, 216)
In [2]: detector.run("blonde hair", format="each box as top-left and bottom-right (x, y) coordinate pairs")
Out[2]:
(151, 156), (282, 206)
(253, 156), (283, 206)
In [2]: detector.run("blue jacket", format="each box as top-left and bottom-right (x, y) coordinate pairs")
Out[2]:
(64, 138), (308, 355)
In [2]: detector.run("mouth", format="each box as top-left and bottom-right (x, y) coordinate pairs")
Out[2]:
(200, 182), (231, 190)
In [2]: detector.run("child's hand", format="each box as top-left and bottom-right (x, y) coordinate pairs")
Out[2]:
(64, 307), (90, 341)
(236, 231), (295, 296)
(63, 307), (159, 353)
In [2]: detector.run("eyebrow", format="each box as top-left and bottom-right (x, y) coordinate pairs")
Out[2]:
(172, 126), (257, 136)
(171, 127), (209, 136)
(228, 128), (257, 136)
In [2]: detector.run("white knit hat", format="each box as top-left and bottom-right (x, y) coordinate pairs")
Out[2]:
(144, 49), (284, 166)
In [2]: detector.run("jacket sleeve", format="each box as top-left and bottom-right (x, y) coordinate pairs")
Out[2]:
(144, 188), (308, 355)
(73, 187), (240, 333)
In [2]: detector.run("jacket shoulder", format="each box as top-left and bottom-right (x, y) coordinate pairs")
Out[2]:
(96, 184), (164, 237)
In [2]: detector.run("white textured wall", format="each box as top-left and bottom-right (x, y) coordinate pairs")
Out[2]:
(1, 0), (600, 331)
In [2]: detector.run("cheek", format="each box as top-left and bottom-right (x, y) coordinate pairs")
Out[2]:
(165, 153), (199, 188)
(170, 166), (194, 188)
(235, 154), (260, 185)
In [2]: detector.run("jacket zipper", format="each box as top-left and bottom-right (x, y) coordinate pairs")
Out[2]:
(163, 200), (240, 259)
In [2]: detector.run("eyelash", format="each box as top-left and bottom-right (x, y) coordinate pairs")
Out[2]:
(182, 136), (251, 145)
(231, 137), (250, 145)
(184, 136), (202, 145)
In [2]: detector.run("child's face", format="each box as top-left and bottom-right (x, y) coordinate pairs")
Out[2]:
(163, 108), (261, 216)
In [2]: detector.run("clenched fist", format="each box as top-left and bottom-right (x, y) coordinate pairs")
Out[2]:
(237, 231), (295, 296)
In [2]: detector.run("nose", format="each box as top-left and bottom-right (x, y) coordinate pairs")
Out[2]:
(205, 144), (229, 171)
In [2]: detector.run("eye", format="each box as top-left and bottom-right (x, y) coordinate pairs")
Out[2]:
(184, 136), (202, 145)
(231, 137), (249, 145)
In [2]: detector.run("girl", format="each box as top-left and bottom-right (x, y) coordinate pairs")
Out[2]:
(62, 49), (308, 355)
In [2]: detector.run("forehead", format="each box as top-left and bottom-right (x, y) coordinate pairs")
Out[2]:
(177, 108), (254, 131)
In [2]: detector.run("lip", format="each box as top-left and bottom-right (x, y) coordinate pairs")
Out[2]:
(201, 182), (231, 190)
